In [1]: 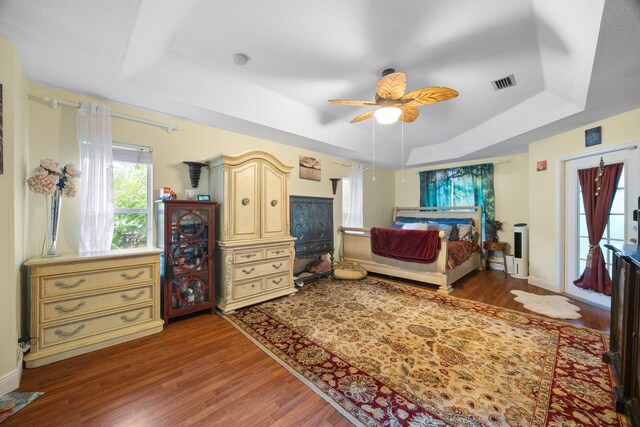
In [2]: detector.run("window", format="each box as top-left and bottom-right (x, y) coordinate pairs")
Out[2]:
(111, 143), (152, 250)
(419, 163), (495, 240)
(342, 178), (351, 226)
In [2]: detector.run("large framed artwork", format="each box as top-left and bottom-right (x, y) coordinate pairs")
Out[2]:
(0, 83), (3, 175)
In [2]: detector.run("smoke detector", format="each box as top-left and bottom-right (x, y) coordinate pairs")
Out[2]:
(233, 53), (249, 66)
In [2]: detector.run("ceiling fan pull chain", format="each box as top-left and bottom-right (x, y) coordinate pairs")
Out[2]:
(372, 119), (376, 182)
(401, 115), (405, 183)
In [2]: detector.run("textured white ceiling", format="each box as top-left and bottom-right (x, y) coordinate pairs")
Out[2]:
(1, 0), (639, 169)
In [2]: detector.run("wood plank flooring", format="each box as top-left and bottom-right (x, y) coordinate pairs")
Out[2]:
(8, 271), (610, 426)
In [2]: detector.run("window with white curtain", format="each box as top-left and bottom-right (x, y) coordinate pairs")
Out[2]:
(111, 142), (152, 250)
(342, 178), (351, 226)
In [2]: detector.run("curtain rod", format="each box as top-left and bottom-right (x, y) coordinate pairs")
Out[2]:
(334, 161), (370, 171)
(414, 159), (512, 174)
(35, 95), (179, 134)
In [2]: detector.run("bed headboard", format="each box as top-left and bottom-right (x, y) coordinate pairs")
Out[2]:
(393, 206), (483, 228)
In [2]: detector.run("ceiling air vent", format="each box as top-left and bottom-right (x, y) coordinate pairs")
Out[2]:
(491, 74), (516, 91)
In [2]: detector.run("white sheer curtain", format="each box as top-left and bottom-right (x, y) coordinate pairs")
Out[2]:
(77, 102), (114, 253)
(345, 164), (364, 227)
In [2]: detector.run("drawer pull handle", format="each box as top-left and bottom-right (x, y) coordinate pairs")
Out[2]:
(242, 198), (250, 206)
(272, 263), (283, 269)
(243, 254), (256, 258)
(242, 267), (255, 275)
(274, 250), (285, 254)
(55, 323), (86, 337)
(121, 311), (145, 322)
(55, 301), (86, 313)
(272, 278), (283, 285)
(121, 270), (145, 280)
(55, 278), (86, 289)
(121, 290), (145, 301)
(271, 199), (278, 207)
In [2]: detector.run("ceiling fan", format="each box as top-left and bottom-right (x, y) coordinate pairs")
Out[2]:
(329, 68), (459, 124)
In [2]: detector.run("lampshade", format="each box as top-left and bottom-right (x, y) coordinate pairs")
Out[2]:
(374, 107), (402, 124)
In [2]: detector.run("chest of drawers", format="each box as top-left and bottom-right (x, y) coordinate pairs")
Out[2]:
(24, 249), (164, 368)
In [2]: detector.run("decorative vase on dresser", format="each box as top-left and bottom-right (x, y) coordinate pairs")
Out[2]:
(155, 200), (216, 324)
(23, 249), (164, 368)
(208, 150), (296, 314)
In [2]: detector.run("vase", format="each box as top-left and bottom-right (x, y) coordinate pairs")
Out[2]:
(44, 188), (62, 257)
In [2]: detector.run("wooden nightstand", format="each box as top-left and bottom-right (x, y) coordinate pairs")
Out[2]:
(483, 241), (508, 273)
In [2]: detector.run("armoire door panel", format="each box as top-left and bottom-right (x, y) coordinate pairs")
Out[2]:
(261, 162), (287, 237)
(230, 162), (260, 240)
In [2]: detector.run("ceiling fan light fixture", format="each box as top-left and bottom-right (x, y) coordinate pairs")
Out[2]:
(374, 107), (402, 124)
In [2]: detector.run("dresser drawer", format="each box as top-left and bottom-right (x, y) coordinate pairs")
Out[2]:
(234, 258), (290, 281)
(42, 265), (155, 298)
(40, 304), (155, 349)
(40, 284), (155, 323)
(264, 273), (290, 290)
(234, 248), (264, 264)
(233, 279), (264, 300)
(265, 245), (290, 259)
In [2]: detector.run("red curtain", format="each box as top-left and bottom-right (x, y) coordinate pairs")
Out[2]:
(573, 162), (623, 296)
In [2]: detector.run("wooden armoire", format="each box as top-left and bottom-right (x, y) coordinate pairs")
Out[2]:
(208, 150), (297, 313)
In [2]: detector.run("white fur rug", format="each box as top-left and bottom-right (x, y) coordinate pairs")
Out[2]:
(510, 290), (582, 319)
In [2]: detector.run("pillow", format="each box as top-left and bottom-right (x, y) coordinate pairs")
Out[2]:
(306, 260), (331, 274)
(402, 222), (429, 230)
(333, 261), (368, 280)
(391, 221), (405, 229)
(456, 223), (473, 241)
(427, 222), (454, 240)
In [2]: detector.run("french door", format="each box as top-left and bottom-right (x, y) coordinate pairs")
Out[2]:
(564, 148), (639, 308)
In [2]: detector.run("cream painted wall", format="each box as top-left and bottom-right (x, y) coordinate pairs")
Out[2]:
(28, 84), (396, 258)
(0, 35), (29, 386)
(528, 107), (640, 289)
(394, 153), (529, 251)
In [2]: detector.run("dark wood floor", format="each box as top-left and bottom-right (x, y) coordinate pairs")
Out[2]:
(8, 271), (610, 426)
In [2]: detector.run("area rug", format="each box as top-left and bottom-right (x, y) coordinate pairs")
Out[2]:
(511, 290), (582, 319)
(225, 278), (623, 426)
(0, 392), (44, 424)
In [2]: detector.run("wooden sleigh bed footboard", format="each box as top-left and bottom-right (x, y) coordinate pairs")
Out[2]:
(338, 206), (483, 295)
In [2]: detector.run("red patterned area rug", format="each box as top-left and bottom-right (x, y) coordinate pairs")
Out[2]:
(224, 278), (624, 426)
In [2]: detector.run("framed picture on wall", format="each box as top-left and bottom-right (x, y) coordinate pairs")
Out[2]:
(299, 156), (321, 181)
(0, 83), (3, 175)
(585, 126), (602, 147)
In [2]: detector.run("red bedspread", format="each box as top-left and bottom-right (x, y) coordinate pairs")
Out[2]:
(447, 240), (481, 269)
(370, 227), (441, 264)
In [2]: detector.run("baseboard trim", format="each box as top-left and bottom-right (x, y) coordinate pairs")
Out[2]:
(528, 276), (561, 293)
(0, 351), (23, 396)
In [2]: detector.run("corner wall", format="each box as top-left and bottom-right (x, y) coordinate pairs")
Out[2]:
(0, 35), (29, 394)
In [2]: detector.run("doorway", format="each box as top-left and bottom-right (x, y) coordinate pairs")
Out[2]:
(564, 148), (639, 308)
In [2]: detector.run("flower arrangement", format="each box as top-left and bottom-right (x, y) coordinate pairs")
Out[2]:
(27, 159), (81, 197)
(492, 219), (504, 241)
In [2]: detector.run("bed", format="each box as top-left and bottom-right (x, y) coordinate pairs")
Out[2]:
(338, 206), (483, 295)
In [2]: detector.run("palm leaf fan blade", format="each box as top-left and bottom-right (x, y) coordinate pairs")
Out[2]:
(400, 106), (419, 123)
(401, 87), (459, 107)
(350, 110), (376, 123)
(376, 72), (407, 100)
(328, 99), (377, 106)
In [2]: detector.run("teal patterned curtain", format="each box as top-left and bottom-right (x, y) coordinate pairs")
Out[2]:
(419, 163), (495, 241)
